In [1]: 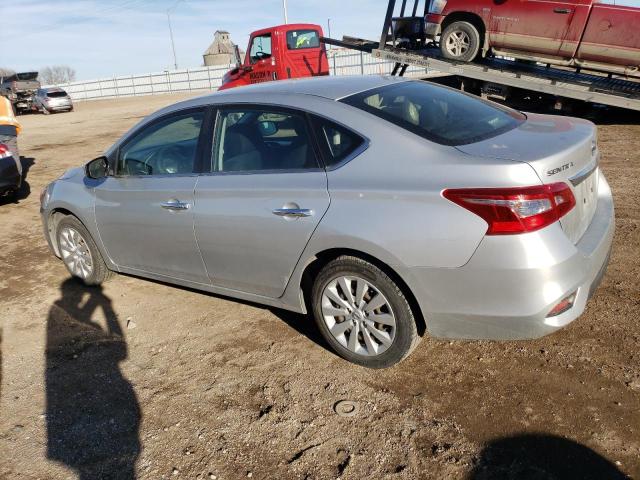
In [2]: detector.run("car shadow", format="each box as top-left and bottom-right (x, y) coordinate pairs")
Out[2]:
(268, 308), (334, 354)
(119, 272), (335, 357)
(0, 156), (35, 206)
(46, 278), (141, 479)
(468, 433), (628, 480)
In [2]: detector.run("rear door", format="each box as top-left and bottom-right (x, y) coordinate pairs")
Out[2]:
(575, 0), (640, 67)
(489, 0), (579, 57)
(193, 105), (330, 298)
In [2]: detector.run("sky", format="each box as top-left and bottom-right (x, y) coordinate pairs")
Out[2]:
(1, 0), (387, 81)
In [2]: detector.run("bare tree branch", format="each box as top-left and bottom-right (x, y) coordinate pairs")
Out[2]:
(39, 65), (76, 85)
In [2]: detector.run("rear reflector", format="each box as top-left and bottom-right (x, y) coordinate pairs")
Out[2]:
(442, 183), (576, 235)
(547, 292), (576, 317)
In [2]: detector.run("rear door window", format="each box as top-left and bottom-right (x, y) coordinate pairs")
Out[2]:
(311, 117), (366, 168)
(286, 29), (321, 50)
(213, 108), (320, 172)
(341, 81), (526, 146)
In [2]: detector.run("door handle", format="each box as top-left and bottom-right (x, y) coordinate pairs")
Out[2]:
(272, 208), (314, 218)
(161, 199), (191, 211)
(553, 7), (572, 13)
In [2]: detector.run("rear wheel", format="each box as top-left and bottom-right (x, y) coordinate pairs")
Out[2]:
(440, 21), (481, 62)
(56, 216), (113, 286)
(311, 256), (420, 368)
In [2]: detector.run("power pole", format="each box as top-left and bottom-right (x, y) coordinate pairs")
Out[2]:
(167, 11), (178, 70)
(167, 0), (187, 70)
(283, 0), (288, 24)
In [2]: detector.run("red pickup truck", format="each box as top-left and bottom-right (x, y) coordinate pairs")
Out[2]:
(425, 0), (640, 77)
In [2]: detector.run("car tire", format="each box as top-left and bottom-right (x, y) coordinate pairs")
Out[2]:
(56, 216), (113, 286)
(311, 256), (420, 369)
(440, 21), (481, 62)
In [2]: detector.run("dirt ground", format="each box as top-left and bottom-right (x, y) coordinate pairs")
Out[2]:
(0, 92), (638, 480)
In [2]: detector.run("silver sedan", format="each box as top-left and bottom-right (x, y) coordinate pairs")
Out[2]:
(40, 76), (614, 368)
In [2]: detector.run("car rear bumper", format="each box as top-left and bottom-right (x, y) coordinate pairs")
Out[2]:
(46, 103), (73, 111)
(408, 172), (615, 340)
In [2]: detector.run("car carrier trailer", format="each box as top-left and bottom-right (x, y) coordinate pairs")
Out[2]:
(321, 0), (640, 112)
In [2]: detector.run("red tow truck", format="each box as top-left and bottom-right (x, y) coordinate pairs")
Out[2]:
(218, 1), (640, 112)
(219, 24), (329, 90)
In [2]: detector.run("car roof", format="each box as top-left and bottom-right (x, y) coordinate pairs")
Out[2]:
(143, 76), (411, 130)
(204, 75), (409, 102)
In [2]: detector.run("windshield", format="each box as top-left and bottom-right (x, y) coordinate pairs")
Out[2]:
(47, 91), (68, 98)
(341, 81), (526, 146)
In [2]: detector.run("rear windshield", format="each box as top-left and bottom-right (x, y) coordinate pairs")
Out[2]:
(47, 91), (68, 98)
(286, 29), (320, 50)
(340, 81), (525, 146)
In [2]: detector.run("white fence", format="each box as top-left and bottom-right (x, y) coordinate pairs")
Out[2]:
(53, 50), (433, 102)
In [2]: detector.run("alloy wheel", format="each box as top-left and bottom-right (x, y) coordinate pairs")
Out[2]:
(321, 276), (396, 357)
(445, 30), (471, 58)
(59, 227), (94, 279)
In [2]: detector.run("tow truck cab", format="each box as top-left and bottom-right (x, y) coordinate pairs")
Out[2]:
(220, 24), (329, 90)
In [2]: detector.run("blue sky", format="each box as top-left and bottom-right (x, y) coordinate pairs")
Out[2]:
(1, 0), (386, 80)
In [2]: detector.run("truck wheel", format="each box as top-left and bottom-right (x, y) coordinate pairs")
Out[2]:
(440, 21), (481, 62)
(311, 256), (420, 369)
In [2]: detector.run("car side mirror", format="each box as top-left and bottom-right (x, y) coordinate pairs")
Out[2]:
(86, 156), (109, 179)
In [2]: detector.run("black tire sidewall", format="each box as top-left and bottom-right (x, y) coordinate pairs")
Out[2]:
(311, 257), (418, 369)
(441, 21), (481, 62)
(56, 216), (109, 286)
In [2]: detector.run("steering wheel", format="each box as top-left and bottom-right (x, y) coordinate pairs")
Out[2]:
(145, 145), (185, 175)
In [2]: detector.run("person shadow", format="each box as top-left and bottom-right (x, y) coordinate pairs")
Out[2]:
(46, 278), (140, 479)
(0, 156), (34, 206)
(467, 433), (629, 479)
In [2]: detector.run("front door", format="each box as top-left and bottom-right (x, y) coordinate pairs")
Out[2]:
(247, 33), (277, 84)
(194, 106), (330, 298)
(489, 0), (577, 57)
(95, 108), (210, 284)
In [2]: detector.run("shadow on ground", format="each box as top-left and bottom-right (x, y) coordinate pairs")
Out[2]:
(0, 157), (35, 206)
(46, 278), (140, 479)
(468, 433), (628, 480)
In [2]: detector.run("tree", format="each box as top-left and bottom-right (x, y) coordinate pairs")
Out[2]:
(0, 67), (15, 79)
(39, 65), (76, 85)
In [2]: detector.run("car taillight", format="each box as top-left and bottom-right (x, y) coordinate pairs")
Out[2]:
(0, 144), (12, 159)
(442, 183), (576, 235)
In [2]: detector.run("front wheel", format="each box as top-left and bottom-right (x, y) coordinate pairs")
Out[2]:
(311, 256), (420, 368)
(440, 21), (481, 62)
(56, 216), (113, 286)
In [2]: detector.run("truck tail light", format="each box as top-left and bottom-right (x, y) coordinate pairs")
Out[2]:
(442, 183), (576, 235)
(428, 0), (448, 14)
(0, 144), (12, 159)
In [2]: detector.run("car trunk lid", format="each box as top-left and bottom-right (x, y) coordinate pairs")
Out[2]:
(455, 113), (599, 244)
